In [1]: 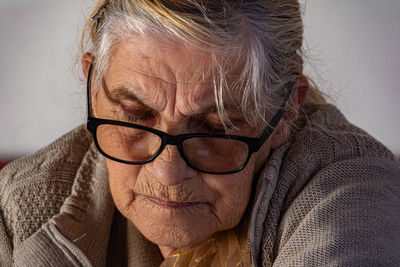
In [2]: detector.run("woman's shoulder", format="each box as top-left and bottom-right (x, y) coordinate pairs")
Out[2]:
(278, 103), (398, 204)
(280, 102), (399, 216)
(0, 125), (93, 247)
(272, 157), (400, 265)
(291, 102), (396, 163)
(264, 103), (400, 265)
(0, 124), (92, 188)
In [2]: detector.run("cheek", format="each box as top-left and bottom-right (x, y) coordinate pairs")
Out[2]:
(208, 166), (255, 230)
(106, 159), (141, 215)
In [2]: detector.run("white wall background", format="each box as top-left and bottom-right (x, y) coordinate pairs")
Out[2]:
(302, 0), (400, 157)
(1, 0), (399, 159)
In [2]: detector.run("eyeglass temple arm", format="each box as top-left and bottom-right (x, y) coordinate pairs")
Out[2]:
(91, 0), (110, 22)
(255, 87), (294, 150)
(87, 63), (94, 118)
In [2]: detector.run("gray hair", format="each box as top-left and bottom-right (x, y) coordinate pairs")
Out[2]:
(82, 0), (306, 127)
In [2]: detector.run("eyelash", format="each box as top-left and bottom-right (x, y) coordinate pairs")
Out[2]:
(193, 116), (228, 134)
(122, 110), (232, 134)
(123, 111), (155, 123)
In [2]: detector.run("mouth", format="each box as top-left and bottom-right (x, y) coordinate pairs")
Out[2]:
(137, 193), (202, 209)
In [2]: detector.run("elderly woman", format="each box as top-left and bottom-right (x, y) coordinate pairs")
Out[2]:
(1, 0), (400, 266)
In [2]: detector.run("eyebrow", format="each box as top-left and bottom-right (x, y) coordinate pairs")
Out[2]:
(101, 78), (243, 119)
(102, 78), (149, 107)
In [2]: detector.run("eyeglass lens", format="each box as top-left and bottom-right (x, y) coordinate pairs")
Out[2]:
(96, 124), (249, 173)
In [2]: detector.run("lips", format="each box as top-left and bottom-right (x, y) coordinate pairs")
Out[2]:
(144, 195), (200, 209)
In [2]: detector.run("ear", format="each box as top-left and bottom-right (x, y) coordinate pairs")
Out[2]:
(82, 53), (98, 116)
(296, 75), (309, 105)
(270, 75), (309, 148)
(82, 52), (94, 78)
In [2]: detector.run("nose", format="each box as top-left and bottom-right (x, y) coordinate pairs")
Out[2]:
(144, 143), (198, 186)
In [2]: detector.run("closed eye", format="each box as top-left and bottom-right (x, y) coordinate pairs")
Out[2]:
(198, 120), (226, 134)
(190, 114), (232, 134)
(123, 110), (156, 123)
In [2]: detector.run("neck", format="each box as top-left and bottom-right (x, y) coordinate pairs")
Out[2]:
(158, 245), (176, 259)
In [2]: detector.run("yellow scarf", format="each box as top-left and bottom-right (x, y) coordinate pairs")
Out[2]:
(160, 226), (250, 267)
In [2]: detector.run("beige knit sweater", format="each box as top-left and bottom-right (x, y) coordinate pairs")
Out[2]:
(1, 103), (400, 266)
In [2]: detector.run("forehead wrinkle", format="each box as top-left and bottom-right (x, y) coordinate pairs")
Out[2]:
(107, 37), (243, 121)
(106, 71), (169, 112)
(106, 49), (177, 112)
(108, 37), (178, 84)
(132, 68), (174, 113)
(178, 82), (214, 115)
(174, 63), (242, 117)
(138, 46), (214, 120)
(172, 53), (217, 117)
(132, 47), (181, 117)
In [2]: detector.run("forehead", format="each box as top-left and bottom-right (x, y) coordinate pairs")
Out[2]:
(113, 36), (213, 76)
(107, 36), (212, 88)
(104, 35), (241, 113)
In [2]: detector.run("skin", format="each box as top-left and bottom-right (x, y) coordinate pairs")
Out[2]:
(82, 35), (308, 258)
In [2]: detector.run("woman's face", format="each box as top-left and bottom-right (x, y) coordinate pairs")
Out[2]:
(91, 35), (271, 251)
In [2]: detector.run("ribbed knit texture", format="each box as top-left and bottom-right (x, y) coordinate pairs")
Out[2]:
(0, 103), (399, 266)
(257, 103), (400, 266)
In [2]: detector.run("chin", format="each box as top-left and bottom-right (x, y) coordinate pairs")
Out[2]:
(142, 220), (207, 248)
(126, 196), (218, 249)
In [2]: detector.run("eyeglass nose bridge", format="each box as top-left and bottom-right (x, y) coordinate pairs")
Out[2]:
(163, 135), (180, 146)
(157, 135), (189, 165)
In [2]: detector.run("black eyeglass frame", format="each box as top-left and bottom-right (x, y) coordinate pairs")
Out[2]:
(86, 62), (293, 175)
(90, 0), (110, 22)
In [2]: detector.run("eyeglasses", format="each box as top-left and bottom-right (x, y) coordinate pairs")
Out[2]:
(90, 0), (110, 22)
(86, 63), (292, 175)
